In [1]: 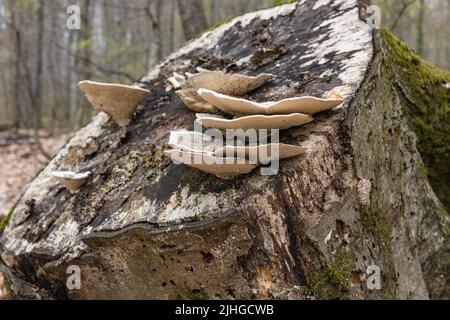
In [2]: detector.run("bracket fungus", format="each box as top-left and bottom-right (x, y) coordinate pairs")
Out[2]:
(185, 68), (273, 96)
(165, 149), (258, 179)
(195, 112), (313, 130)
(78, 80), (150, 126)
(165, 69), (343, 178)
(171, 69), (272, 113)
(198, 88), (344, 115)
(0, 273), (7, 300)
(169, 130), (218, 154)
(169, 130), (305, 159)
(166, 131), (306, 179)
(51, 171), (91, 194)
(176, 90), (218, 113)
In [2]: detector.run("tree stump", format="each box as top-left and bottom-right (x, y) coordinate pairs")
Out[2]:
(1, 0), (448, 300)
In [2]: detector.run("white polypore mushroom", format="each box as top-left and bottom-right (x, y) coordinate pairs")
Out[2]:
(198, 88), (344, 115)
(0, 272), (8, 300)
(186, 69), (273, 96)
(78, 80), (151, 126)
(172, 69), (273, 113)
(175, 90), (218, 113)
(195, 113), (313, 130)
(168, 131), (306, 160)
(51, 171), (91, 193)
(169, 130), (219, 154)
(165, 149), (257, 179)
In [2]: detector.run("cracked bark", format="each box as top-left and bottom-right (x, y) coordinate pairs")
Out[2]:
(0, 0), (448, 300)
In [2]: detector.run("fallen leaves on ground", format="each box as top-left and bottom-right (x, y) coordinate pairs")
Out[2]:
(0, 129), (71, 219)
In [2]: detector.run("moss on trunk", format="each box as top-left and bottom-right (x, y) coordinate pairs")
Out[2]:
(381, 28), (450, 212)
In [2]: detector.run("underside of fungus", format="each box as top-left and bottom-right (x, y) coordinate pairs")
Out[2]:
(198, 88), (344, 115)
(165, 149), (258, 179)
(0, 273), (7, 300)
(166, 130), (306, 179)
(175, 90), (218, 113)
(51, 171), (91, 193)
(196, 112), (313, 130)
(78, 80), (150, 126)
(169, 130), (218, 154)
(169, 130), (305, 159)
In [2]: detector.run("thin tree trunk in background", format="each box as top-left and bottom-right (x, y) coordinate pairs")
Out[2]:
(9, 2), (23, 127)
(34, 0), (44, 132)
(154, 0), (163, 62)
(48, 2), (59, 129)
(66, 30), (76, 126)
(32, 0), (51, 159)
(390, 0), (415, 32)
(144, 0), (163, 67)
(176, 0), (208, 40)
(75, 0), (93, 128)
(211, 0), (220, 23)
(416, 0), (425, 56)
(169, 0), (175, 53)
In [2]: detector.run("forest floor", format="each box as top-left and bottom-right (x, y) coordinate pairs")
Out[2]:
(0, 128), (71, 218)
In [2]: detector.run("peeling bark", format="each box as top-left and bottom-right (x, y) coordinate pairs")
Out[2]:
(0, 0), (448, 300)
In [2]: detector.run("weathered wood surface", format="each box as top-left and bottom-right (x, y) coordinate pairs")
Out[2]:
(0, 0), (448, 300)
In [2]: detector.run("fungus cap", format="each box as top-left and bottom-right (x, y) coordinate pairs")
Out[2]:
(78, 80), (150, 126)
(51, 171), (91, 193)
(186, 70), (273, 96)
(198, 88), (344, 115)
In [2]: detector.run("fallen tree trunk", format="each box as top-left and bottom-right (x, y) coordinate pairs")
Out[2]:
(1, 0), (448, 300)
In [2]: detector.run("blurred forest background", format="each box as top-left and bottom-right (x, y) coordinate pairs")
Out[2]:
(0, 0), (449, 131)
(0, 0), (448, 216)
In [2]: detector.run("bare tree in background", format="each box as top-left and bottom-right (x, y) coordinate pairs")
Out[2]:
(0, 0), (448, 132)
(176, 0), (208, 40)
(34, 0), (44, 131)
(75, 0), (93, 127)
(416, 0), (425, 56)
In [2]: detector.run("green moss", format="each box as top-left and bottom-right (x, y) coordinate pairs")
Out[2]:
(436, 206), (450, 236)
(360, 207), (390, 249)
(417, 161), (428, 179)
(359, 206), (397, 299)
(273, 0), (297, 6)
(381, 264), (397, 300)
(0, 209), (13, 234)
(306, 248), (354, 299)
(381, 28), (450, 212)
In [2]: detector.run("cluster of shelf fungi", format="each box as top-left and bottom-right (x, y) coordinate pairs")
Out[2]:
(51, 69), (344, 191)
